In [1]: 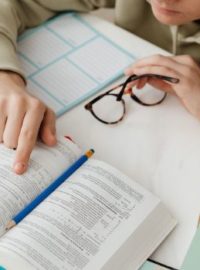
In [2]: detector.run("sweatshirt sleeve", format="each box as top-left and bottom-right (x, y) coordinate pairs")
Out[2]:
(0, 0), (115, 80)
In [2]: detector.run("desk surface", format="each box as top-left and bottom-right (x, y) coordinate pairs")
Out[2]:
(57, 14), (200, 269)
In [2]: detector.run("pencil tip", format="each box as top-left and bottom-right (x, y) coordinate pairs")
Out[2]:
(5, 220), (16, 231)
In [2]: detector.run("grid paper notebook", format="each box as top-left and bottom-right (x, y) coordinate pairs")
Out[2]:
(17, 13), (135, 117)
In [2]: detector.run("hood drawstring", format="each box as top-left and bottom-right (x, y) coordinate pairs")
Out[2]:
(170, 25), (178, 55)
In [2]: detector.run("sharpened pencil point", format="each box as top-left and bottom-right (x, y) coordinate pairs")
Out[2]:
(5, 220), (16, 231)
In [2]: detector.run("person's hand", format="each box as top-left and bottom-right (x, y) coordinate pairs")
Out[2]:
(125, 54), (200, 119)
(0, 71), (56, 175)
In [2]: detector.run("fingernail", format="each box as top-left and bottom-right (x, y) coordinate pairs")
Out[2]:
(14, 163), (26, 174)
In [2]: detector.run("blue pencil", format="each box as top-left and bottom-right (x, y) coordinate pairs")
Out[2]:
(6, 149), (94, 231)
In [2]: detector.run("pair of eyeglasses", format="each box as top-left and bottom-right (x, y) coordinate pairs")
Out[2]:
(84, 73), (179, 124)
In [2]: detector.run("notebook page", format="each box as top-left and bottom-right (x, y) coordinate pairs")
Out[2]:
(17, 13), (134, 116)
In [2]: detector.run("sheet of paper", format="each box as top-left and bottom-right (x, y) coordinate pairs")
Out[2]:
(17, 13), (134, 116)
(0, 159), (160, 270)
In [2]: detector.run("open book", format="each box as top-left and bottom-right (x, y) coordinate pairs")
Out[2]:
(0, 137), (176, 270)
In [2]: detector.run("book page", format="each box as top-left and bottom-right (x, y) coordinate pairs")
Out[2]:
(0, 137), (81, 237)
(17, 13), (134, 116)
(0, 159), (161, 270)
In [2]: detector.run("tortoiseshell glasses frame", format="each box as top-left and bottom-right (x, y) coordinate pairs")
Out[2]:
(84, 73), (179, 125)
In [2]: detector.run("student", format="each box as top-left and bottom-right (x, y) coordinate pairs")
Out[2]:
(0, 0), (199, 175)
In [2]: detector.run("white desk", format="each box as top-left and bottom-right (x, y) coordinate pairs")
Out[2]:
(57, 14), (200, 269)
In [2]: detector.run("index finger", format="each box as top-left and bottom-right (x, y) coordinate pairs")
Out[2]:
(14, 108), (45, 174)
(126, 55), (184, 73)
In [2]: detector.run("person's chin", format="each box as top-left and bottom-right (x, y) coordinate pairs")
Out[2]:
(153, 12), (179, 25)
(151, 5), (183, 25)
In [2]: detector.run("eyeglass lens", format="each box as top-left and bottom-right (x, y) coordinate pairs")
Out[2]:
(91, 92), (125, 124)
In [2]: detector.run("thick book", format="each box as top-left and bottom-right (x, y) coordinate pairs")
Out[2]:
(0, 137), (176, 270)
